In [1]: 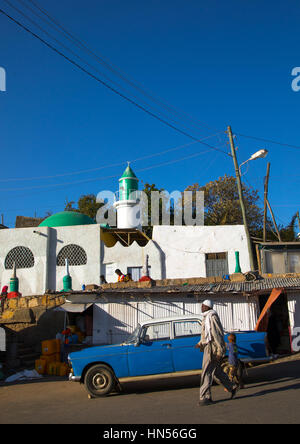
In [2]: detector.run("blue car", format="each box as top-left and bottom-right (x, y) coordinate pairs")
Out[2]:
(68, 314), (269, 397)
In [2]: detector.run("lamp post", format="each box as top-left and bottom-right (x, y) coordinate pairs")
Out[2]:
(239, 149), (268, 176)
(227, 126), (268, 271)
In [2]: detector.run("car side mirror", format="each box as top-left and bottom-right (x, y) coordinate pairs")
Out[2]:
(134, 339), (140, 347)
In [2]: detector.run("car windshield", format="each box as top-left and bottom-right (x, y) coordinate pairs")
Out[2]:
(124, 324), (141, 344)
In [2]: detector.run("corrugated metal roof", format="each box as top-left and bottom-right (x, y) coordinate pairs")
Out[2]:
(101, 277), (300, 295)
(63, 277), (300, 304)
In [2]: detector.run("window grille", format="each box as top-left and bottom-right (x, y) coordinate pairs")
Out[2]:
(5, 246), (35, 269)
(56, 244), (87, 266)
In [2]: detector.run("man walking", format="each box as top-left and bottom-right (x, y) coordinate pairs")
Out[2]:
(195, 300), (238, 406)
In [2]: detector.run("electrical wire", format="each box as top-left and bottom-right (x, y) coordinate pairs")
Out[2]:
(0, 7), (230, 159)
(0, 132), (223, 183)
(3, 0), (223, 139)
(0, 147), (219, 192)
(23, 0), (221, 134)
(236, 133), (300, 151)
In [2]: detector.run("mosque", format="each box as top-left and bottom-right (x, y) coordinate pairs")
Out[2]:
(0, 165), (251, 297)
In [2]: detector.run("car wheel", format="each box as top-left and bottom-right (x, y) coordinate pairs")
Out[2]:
(84, 364), (115, 397)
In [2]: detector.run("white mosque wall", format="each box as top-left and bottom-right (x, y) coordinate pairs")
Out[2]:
(0, 226), (50, 296)
(53, 225), (101, 292)
(0, 224), (102, 296)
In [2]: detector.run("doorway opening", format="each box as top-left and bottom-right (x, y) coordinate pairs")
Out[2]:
(258, 293), (291, 355)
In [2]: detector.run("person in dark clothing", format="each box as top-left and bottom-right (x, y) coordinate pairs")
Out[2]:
(267, 313), (281, 354)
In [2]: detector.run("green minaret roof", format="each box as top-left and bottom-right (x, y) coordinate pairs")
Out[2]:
(120, 164), (138, 181)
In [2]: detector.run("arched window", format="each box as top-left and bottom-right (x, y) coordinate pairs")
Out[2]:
(5, 246), (35, 269)
(56, 244), (87, 266)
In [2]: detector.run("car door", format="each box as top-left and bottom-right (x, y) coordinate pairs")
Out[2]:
(171, 319), (203, 372)
(127, 321), (174, 376)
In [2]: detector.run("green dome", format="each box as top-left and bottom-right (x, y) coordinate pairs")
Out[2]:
(39, 211), (96, 228)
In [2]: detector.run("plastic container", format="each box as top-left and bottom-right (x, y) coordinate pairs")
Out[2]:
(47, 362), (58, 376)
(42, 339), (60, 355)
(40, 353), (60, 365)
(35, 359), (46, 375)
(46, 362), (69, 376)
(57, 362), (69, 376)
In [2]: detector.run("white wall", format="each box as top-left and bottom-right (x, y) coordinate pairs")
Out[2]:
(0, 226), (50, 296)
(101, 225), (251, 282)
(152, 225), (251, 278)
(102, 239), (164, 282)
(0, 223), (251, 296)
(53, 225), (101, 291)
(0, 224), (102, 296)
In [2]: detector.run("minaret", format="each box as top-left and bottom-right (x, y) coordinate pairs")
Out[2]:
(113, 163), (141, 229)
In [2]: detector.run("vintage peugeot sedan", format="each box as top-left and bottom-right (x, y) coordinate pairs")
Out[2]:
(68, 314), (269, 397)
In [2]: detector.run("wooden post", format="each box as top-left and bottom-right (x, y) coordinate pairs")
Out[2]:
(227, 126), (255, 270)
(263, 163), (270, 242)
(266, 199), (282, 242)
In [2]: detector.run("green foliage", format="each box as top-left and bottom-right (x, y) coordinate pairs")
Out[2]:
(64, 194), (103, 220)
(185, 175), (263, 234)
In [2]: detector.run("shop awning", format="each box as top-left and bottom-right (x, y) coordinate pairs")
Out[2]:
(55, 303), (93, 313)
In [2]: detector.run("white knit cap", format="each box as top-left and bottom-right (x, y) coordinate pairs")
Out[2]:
(202, 299), (214, 309)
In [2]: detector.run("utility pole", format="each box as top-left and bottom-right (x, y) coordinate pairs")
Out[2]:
(227, 126), (255, 271)
(266, 199), (281, 241)
(263, 162), (270, 242)
(297, 211), (300, 232)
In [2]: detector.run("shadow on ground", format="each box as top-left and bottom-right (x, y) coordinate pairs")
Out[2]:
(1, 358), (300, 398)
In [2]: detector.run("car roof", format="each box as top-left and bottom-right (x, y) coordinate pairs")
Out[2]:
(139, 314), (202, 327)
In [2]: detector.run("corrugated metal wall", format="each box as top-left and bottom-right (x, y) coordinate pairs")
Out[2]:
(92, 295), (259, 345)
(287, 291), (300, 352)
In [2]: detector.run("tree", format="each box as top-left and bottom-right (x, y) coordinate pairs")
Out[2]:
(64, 194), (103, 220)
(185, 175), (264, 235)
(140, 182), (165, 237)
(279, 213), (298, 242)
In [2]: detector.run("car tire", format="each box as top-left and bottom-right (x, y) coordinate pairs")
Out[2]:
(84, 364), (115, 397)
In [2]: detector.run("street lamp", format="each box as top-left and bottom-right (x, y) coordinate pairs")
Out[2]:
(239, 149), (268, 175)
(227, 127), (268, 271)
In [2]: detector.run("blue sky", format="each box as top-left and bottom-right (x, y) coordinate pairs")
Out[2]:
(0, 0), (299, 229)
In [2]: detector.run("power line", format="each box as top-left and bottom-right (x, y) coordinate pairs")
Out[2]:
(24, 0), (220, 134)
(236, 132), (300, 151)
(0, 6), (229, 156)
(0, 147), (219, 192)
(0, 132), (223, 183)
(3, 0), (219, 138)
